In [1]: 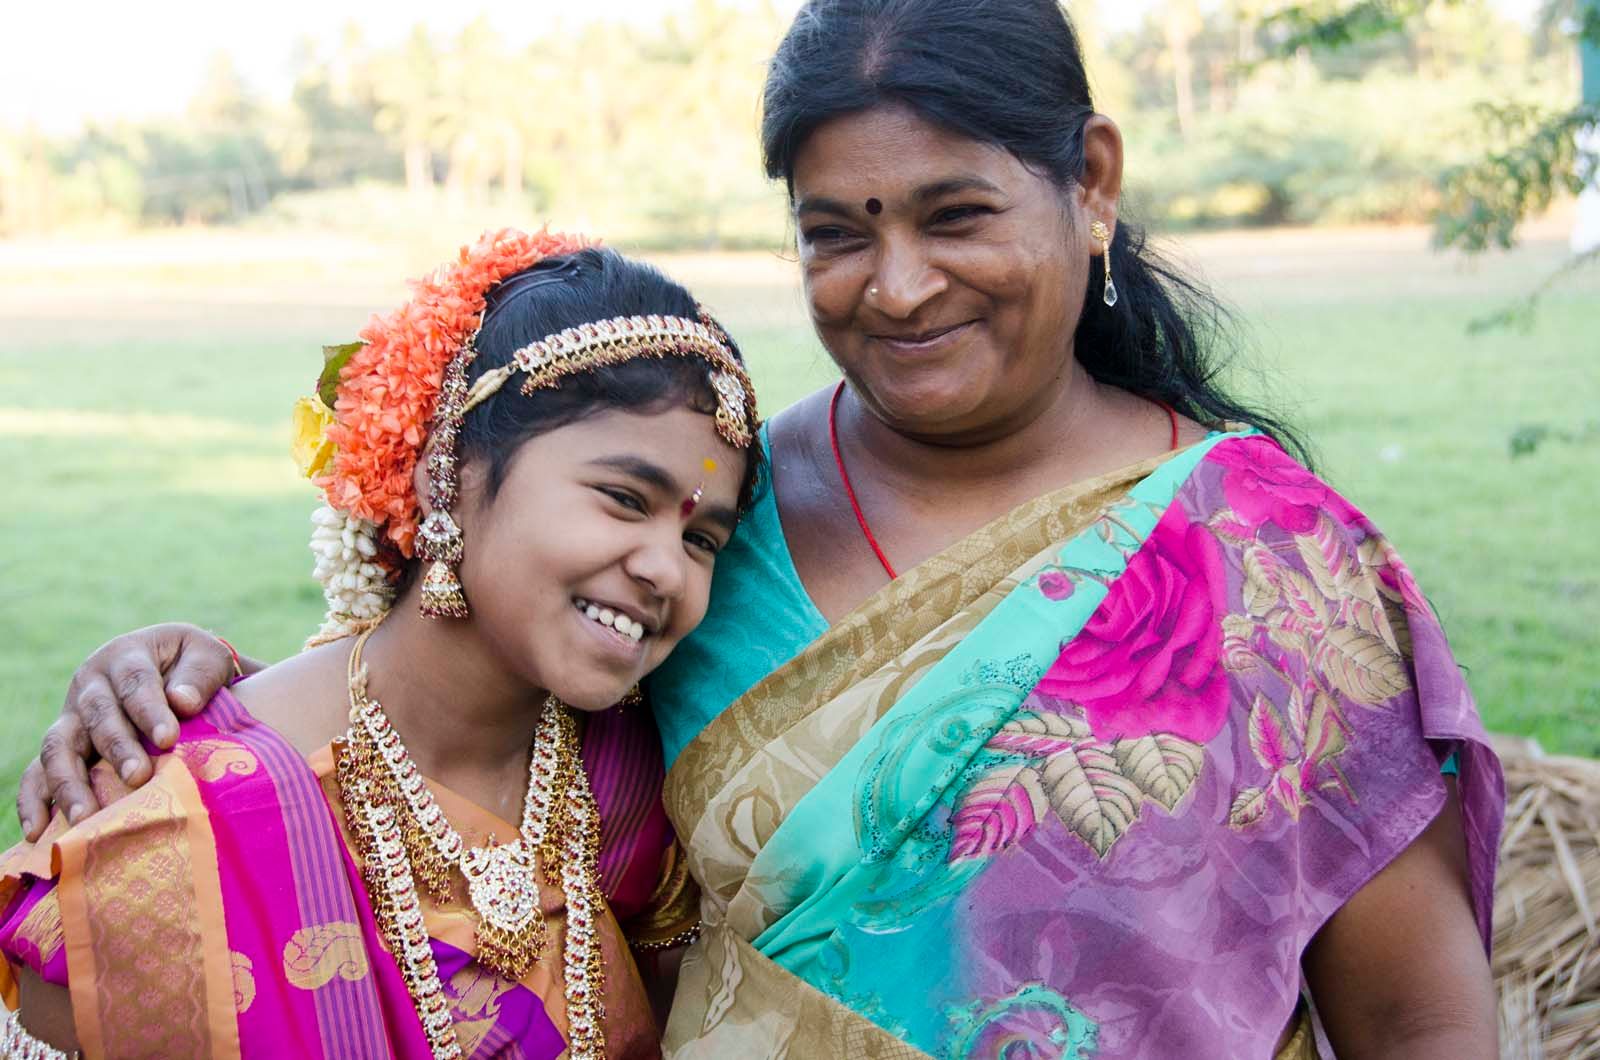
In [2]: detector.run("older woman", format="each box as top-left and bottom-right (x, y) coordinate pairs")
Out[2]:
(19, 1), (1500, 1058)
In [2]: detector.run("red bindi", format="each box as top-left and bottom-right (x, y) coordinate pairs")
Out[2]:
(865, 197), (883, 215)
(681, 458), (718, 517)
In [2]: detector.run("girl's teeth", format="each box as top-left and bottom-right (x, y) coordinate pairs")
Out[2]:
(576, 598), (647, 641)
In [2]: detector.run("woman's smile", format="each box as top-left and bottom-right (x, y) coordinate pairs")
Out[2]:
(868, 319), (979, 357)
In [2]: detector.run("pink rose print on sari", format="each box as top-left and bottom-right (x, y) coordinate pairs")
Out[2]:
(1037, 571), (1076, 601)
(1036, 508), (1231, 746)
(948, 508), (1225, 864)
(1208, 438), (1330, 534)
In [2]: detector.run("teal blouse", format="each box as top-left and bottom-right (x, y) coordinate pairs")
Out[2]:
(648, 428), (826, 767)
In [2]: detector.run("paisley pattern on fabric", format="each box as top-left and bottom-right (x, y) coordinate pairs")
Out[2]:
(176, 740), (261, 784)
(281, 922), (369, 991)
(232, 952), (256, 1014)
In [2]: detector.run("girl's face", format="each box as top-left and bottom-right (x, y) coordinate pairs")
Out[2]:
(452, 405), (746, 711)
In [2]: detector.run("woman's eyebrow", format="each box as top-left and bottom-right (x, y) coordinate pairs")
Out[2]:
(586, 455), (682, 495)
(912, 176), (1003, 203)
(797, 178), (1003, 218)
(795, 194), (856, 218)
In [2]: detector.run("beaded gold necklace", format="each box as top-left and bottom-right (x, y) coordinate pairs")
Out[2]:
(335, 626), (607, 1059)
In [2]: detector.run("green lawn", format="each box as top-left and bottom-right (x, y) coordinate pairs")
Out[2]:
(2, 228), (1596, 848)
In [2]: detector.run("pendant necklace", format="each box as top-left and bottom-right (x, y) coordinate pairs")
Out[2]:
(335, 624), (607, 1059)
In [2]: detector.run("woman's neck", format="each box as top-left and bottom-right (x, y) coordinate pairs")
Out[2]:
(358, 600), (545, 805)
(839, 359), (1135, 505)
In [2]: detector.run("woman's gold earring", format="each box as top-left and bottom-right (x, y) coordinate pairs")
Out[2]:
(1090, 220), (1118, 308)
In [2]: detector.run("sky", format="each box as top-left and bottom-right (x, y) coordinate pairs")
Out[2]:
(2, 0), (1544, 134)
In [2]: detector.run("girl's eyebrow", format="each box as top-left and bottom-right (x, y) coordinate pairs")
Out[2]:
(696, 503), (740, 534)
(587, 454), (681, 494)
(587, 454), (739, 532)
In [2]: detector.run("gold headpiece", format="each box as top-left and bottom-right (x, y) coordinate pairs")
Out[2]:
(462, 312), (758, 449)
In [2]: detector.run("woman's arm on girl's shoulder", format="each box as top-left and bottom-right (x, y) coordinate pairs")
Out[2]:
(17, 624), (259, 840)
(1303, 779), (1498, 1059)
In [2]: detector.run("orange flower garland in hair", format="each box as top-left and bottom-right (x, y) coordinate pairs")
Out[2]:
(318, 227), (593, 556)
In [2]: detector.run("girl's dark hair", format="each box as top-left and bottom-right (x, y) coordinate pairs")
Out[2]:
(459, 247), (763, 509)
(760, 0), (1308, 461)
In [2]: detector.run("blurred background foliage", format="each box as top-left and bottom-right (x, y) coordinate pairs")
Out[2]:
(0, 0), (1591, 252)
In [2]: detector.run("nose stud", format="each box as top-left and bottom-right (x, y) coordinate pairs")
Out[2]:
(868, 287), (880, 299)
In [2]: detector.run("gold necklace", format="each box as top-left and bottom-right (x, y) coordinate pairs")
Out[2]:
(335, 626), (607, 1059)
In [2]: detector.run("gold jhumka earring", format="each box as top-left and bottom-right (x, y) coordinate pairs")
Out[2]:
(1090, 220), (1118, 308)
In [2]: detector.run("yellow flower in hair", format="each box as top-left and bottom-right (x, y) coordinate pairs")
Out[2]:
(291, 396), (337, 480)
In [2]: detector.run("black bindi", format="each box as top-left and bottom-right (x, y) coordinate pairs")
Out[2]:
(865, 197), (883, 215)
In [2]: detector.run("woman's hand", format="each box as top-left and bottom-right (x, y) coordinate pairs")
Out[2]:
(15, 624), (254, 840)
(1304, 779), (1498, 1059)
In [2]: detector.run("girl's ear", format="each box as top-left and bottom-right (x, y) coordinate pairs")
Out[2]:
(412, 433), (440, 521)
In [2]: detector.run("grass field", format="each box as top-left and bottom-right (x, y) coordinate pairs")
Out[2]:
(2, 225), (1596, 848)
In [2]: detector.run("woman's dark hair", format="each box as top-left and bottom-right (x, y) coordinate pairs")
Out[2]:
(459, 246), (764, 510)
(760, 0), (1308, 461)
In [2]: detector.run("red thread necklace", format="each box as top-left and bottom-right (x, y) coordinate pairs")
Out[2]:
(828, 381), (1180, 583)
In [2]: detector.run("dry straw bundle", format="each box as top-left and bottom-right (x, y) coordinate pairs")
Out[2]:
(1493, 735), (1600, 1058)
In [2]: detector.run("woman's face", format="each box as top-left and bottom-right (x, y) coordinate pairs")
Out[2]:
(792, 104), (1093, 440)
(452, 405), (745, 712)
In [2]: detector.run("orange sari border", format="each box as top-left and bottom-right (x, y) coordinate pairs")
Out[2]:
(54, 756), (238, 1059)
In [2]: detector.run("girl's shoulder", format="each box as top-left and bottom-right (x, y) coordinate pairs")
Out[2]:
(222, 640), (350, 760)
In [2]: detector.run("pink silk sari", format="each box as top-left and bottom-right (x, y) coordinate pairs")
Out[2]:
(0, 688), (683, 1058)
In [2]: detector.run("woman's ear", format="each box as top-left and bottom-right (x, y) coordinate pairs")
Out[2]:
(1076, 115), (1125, 232)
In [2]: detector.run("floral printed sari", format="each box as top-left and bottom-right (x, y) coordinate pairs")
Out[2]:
(0, 687), (692, 1058)
(659, 432), (1503, 1059)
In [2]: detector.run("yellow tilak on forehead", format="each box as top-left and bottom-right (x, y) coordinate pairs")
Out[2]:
(461, 314), (758, 450)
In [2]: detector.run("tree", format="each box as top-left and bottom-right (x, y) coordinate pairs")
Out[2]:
(366, 28), (451, 196)
(1252, 0), (1599, 326)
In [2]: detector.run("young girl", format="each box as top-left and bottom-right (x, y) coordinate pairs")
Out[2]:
(0, 230), (760, 1059)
